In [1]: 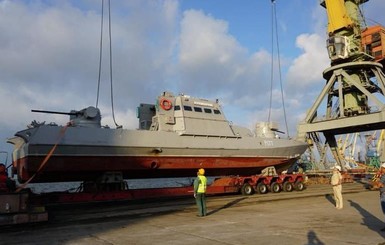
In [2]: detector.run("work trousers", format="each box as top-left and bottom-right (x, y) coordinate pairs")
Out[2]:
(380, 192), (385, 219)
(195, 193), (207, 216)
(333, 184), (343, 209)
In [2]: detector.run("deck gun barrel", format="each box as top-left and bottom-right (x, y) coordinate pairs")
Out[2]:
(31, 109), (78, 115)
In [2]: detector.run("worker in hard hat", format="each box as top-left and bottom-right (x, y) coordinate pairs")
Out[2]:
(194, 168), (207, 217)
(330, 165), (343, 209)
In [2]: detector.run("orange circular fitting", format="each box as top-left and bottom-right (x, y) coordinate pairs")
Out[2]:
(160, 98), (172, 110)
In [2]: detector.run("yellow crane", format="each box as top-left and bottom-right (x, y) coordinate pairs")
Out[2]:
(298, 0), (385, 171)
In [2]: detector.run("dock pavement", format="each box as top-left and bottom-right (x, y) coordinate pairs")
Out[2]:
(1, 182), (385, 245)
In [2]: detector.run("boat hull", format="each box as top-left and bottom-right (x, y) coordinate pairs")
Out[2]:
(14, 155), (298, 182)
(10, 126), (308, 183)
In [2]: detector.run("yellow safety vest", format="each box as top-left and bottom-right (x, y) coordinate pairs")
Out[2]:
(197, 175), (207, 193)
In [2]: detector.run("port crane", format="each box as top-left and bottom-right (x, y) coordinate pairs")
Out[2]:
(298, 0), (385, 170)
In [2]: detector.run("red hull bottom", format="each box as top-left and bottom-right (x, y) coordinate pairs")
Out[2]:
(14, 156), (297, 183)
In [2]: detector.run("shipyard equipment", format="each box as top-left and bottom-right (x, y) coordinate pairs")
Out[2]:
(298, 0), (385, 170)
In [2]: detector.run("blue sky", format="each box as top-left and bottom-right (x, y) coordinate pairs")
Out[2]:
(180, 0), (318, 56)
(0, 0), (384, 159)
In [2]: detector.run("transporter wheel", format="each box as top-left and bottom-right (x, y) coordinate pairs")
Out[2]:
(256, 183), (268, 194)
(294, 180), (305, 191)
(283, 181), (293, 192)
(241, 183), (254, 195)
(270, 182), (281, 193)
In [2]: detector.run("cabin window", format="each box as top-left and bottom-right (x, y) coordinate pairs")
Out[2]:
(184, 106), (192, 111)
(214, 109), (221, 114)
(194, 107), (202, 112)
(204, 108), (212, 113)
(174, 105), (180, 111)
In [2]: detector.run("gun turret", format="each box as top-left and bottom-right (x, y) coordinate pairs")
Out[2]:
(32, 106), (102, 128)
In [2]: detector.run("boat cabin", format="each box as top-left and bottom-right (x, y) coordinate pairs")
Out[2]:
(137, 91), (250, 137)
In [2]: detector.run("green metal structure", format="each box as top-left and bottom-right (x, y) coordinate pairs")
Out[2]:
(298, 0), (385, 170)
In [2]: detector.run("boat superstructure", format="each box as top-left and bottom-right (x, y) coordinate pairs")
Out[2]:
(8, 91), (308, 183)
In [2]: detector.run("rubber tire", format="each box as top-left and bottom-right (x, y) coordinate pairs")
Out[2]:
(241, 183), (254, 195)
(294, 181), (305, 191)
(270, 182), (281, 193)
(283, 182), (293, 192)
(256, 183), (268, 194)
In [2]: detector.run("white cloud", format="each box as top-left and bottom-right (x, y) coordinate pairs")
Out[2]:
(0, 1), (178, 111)
(286, 33), (329, 89)
(179, 10), (243, 65)
(0, 1), (299, 150)
(177, 9), (272, 109)
(0, 0), (180, 152)
(98, 105), (138, 130)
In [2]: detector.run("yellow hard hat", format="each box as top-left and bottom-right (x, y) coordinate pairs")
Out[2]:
(198, 168), (205, 175)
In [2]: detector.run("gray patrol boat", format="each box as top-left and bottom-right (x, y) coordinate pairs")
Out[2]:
(8, 91), (308, 183)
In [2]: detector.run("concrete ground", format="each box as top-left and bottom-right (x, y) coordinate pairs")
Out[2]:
(2, 183), (385, 245)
